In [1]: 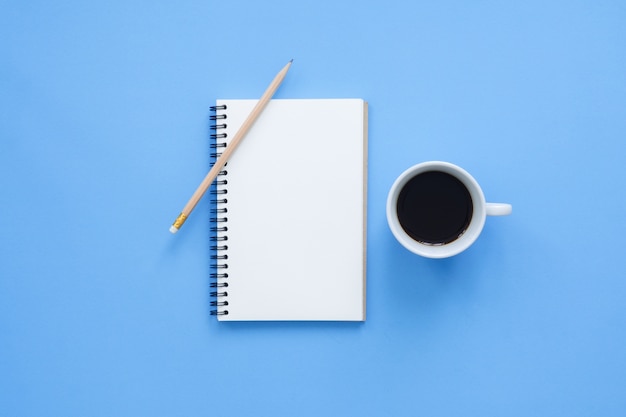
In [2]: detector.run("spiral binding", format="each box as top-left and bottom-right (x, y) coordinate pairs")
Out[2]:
(209, 104), (229, 316)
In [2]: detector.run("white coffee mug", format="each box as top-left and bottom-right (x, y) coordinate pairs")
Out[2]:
(386, 161), (511, 258)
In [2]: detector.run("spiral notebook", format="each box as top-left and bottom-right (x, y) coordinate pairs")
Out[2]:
(209, 99), (367, 321)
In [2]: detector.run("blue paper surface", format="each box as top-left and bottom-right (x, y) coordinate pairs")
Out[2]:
(1, 1), (626, 416)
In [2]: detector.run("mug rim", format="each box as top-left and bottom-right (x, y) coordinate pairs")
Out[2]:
(386, 161), (487, 258)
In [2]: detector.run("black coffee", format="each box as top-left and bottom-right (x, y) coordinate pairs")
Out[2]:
(396, 170), (473, 245)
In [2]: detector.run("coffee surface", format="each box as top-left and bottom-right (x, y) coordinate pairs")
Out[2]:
(396, 171), (473, 244)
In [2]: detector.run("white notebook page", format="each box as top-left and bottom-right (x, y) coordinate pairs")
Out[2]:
(213, 99), (367, 321)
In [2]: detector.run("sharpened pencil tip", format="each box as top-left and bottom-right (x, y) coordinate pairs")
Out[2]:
(289, 59), (293, 63)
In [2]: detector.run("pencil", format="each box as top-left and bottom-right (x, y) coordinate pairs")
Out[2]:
(170, 60), (293, 234)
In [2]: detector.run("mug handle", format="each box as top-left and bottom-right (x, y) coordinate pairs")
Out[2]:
(486, 203), (512, 216)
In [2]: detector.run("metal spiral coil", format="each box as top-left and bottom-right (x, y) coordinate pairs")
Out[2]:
(209, 104), (229, 317)
(210, 310), (229, 316)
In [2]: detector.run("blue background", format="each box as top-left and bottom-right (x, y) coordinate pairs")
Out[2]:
(2, 1), (626, 415)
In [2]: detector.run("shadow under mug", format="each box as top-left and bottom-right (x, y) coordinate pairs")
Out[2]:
(386, 161), (512, 258)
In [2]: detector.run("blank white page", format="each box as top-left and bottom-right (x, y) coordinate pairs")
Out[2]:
(213, 99), (367, 321)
